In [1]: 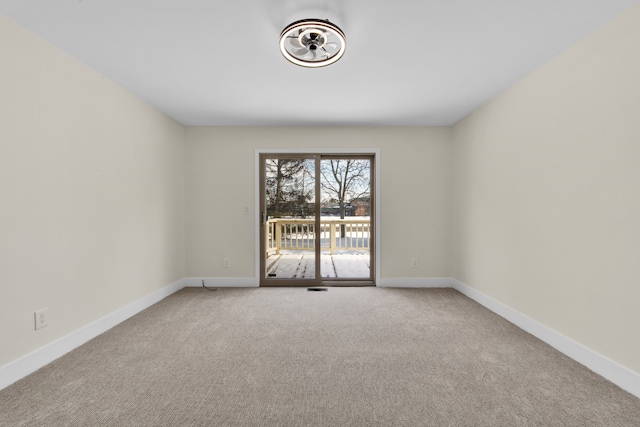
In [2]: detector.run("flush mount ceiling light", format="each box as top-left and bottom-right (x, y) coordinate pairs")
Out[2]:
(279, 19), (346, 68)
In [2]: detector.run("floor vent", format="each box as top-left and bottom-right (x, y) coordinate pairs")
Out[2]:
(307, 288), (328, 292)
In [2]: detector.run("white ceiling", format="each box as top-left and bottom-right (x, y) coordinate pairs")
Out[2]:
(1, 0), (638, 126)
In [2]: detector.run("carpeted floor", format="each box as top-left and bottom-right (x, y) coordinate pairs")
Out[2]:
(1, 287), (639, 426)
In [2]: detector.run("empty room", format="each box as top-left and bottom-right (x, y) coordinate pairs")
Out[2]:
(1, 1), (639, 425)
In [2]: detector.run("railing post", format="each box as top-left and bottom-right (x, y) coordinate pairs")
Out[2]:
(275, 221), (281, 255)
(265, 221), (270, 257)
(330, 222), (336, 255)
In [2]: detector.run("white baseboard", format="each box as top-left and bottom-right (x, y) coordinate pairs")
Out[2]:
(377, 277), (453, 288)
(182, 277), (259, 288)
(451, 279), (640, 399)
(0, 279), (186, 391)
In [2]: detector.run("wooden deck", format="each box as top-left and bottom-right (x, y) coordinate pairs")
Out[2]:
(266, 251), (370, 279)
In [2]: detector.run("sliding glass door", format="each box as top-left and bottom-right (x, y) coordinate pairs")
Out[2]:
(260, 153), (374, 286)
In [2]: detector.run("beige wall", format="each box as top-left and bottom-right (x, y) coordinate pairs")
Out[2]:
(185, 127), (452, 281)
(452, 4), (640, 373)
(0, 15), (186, 368)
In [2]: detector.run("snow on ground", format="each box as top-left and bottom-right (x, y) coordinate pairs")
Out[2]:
(266, 250), (370, 279)
(331, 253), (371, 278)
(267, 252), (315, 279)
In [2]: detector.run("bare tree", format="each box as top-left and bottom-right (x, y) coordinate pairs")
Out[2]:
(265, 159), (313, 217)
(320, 159), (370, 220)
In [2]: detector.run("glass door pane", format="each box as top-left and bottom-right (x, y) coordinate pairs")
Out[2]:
(319, 158), (372, 280)
(263, 157), (318, 282)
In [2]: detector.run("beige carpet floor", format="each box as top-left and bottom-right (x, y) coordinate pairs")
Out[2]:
(1, 287), (639, 426)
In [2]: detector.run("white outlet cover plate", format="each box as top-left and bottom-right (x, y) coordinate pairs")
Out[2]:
(34, 308), (49, 330)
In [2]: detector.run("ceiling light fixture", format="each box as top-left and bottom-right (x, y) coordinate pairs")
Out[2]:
(279, 19), (346, 68)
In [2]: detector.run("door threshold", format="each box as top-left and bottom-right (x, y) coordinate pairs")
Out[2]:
(320, 280), (375, 287)
(260, 281), (375, 288)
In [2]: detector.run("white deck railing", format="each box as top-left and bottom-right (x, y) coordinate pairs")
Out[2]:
(266, 218), (370, 256)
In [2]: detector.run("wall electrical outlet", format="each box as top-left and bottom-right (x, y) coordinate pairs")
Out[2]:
(411, 258), (419, 269)
(223, 257), (230, 268)
(34, 308), (49, 330)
